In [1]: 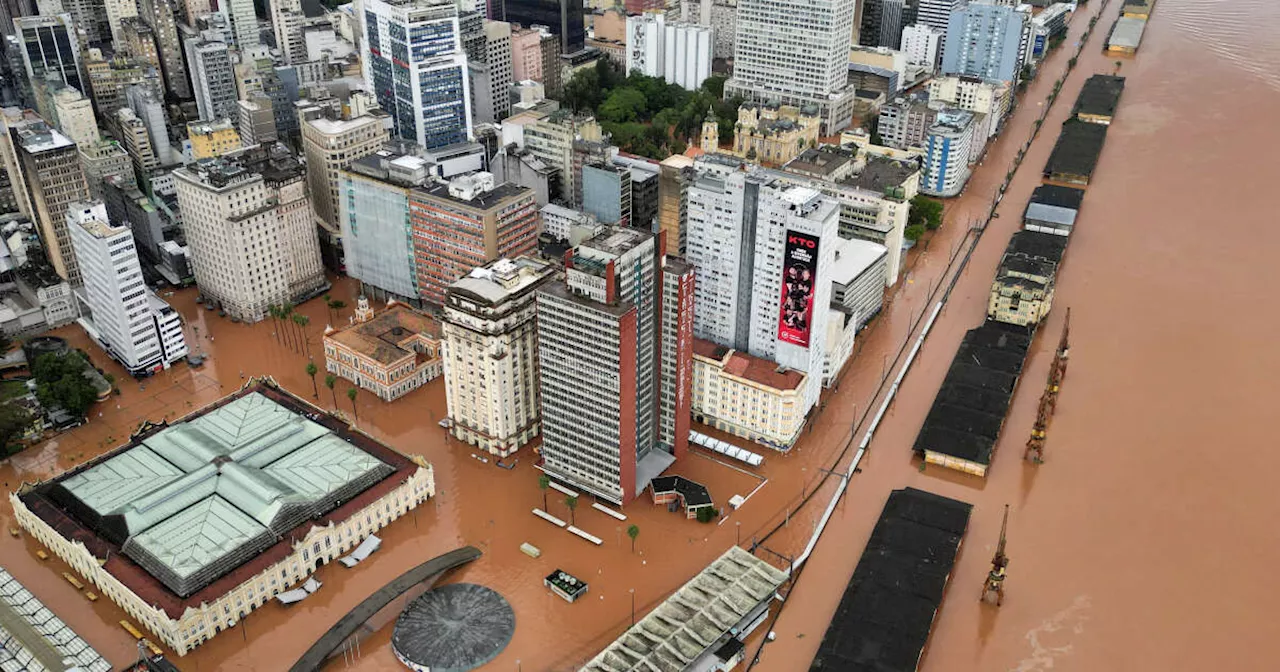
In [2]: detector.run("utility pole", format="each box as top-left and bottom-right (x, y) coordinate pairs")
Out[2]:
(981, 505), (1010, 606)
(1026, 308), (1071, 463)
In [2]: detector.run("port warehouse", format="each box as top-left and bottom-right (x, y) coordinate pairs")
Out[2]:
(914, 75), (1124, 477)
(809, 488), (972, 671)
(1108, 0), (1157, 53)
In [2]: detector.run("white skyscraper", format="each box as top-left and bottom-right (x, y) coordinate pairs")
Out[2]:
(67, 201), (188, 374)
(221, 0), (259, 48)
(627, 14), (712, 91)
(917, 0), (967, 55)
(685, 156), (838, 414)
(361, 0), (472, 150)
(188, 39), (238, 121)
(726, 0), (856, 132)
(902, 23), (944, 68)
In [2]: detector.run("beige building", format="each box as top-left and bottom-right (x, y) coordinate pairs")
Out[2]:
(692, 339), (808, 450)
(174, 147), (326, 322)
(51, 87), (99, 148)
(13, 119), (91, 285)
(658, 154), (694, 255)
(187, 118), (242, 160)
(11, 381), (435, 656)
(707, 102), (821, 167)
(927, 76), (1010, 140)
(298, 95), (392, 233)
(443, 256), (557, 457)
(324, 298), (443, 401)
(523, 112), (603, 204)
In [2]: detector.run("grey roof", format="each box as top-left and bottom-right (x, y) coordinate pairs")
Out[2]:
(1024, 202), (1077, 227)
(582, 546), (787, 672)
(829, 238), (888, 287)
(59, 392), (392, 597)
(1072, 75), (1125, 119)
(1108, 16), (1146, 49)
(0, 567), (112, 672)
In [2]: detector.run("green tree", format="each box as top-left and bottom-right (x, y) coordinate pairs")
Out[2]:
(909, 195), (944, 230)
(325, 374), (338, 407)
(329, 300), (346, 320)
(695, 506), (719, 523)
(564, 494), (578, 526)
(598, 88), (648, 123)
(538, 474), (550, 511)
(627, 524), (639, 552)
(904, 224), (926, 242)
(32, 353), (98, 419)
(0, 403), (33, 455)
(347, 386), (358, 421)
(305, 362), (319, 398)
(700, 74), (727, 98)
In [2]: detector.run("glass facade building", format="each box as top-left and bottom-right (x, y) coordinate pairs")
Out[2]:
(16, 14), (82, 94)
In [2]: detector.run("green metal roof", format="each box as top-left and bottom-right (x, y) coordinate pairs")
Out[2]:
(61, 392), (394, 597)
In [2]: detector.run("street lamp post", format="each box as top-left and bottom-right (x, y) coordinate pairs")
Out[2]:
(630, 588), (636, 627)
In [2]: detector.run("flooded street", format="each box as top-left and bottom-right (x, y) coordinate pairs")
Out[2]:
(2, 0), (1277, 670)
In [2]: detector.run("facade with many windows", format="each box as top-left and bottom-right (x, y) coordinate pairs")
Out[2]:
(361, 0), (472, 150)
(941, 2), (1026, 83)
(443, 256), (557, 456)
(691, 339), (807, 450)
(324, 299), (442, 401)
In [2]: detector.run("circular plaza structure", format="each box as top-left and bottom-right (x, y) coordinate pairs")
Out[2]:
(391, 583), (515, 671)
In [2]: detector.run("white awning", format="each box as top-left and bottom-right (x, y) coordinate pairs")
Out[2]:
(339, 535), (382, 567)
(689, 431), (765, 467)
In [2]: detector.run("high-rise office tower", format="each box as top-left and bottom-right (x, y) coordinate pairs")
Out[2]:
(361, 0), (472, 150)
(902, 22), (944, 68)
(536, 226), (693, 504)
(14, 16), (83, 99)
(685, 157), (838, 414)
(337, 145), (425, 302)
(0, 0), (34, 39)
(187, 39), (237, 121)
(174, 147), (325, 322)
(271, 0), (308, 64)
(137, 0), (190, 98)
(105, 0), (140, 45)
(12, 119), (91, 285)
(442, 255), (558, 456)
(500, 0), (584, 54)
(942, 1), (1025, 83)
(67, 201), (188, 375)
(860, 0), (910, 48)
(468, 19), (513, 125)
(409, 172), (539, 304)
(725, 0), (855, 133)
(917, 0), (966, 55)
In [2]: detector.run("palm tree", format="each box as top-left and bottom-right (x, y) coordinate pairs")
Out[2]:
(347, 386), (358, 421)
(538, 475), (550, 511)
(330, 299), (346, 320)
(325, 374), (337, 407)
(627, 524), (640, 552)
(280, 303), (296, 350)
(293, 314), (310, 355)
(305, 362), (318, 398)
(323, 294), (332, 322)
(268, 305), (280, 343)
(1114, 60), (1123, 74)
(564, 494), (578, 526)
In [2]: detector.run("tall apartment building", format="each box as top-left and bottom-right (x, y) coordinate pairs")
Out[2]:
(917, 0), (965, 53)
(361, 0), (472, 150)
(901, 23), (944, 67)
(67, 202), (187, 375)
(174, 148), (326, 322)
(501, 0), (584, 55)
(468, 20), (513, 125)
(921, 108), (975, 197)
(80, 140), (134, 201)
(523, 112), (603, 204)
(116, 108), (158, 173)
(443, 256), (557, 456)
(582, 162), (631, 226)
(339, 147), (426, 303)
(13, 119), (91, 285)
(188, 40), (237, 121)
(625, 13), (712, 91)
(119, 17), (162, 77)
(685, 157), (838, 415)
(137, 0), (190, 98)
(928, 75), (1011, 138)
(14, 16), (83, 108)
(51, 87), (97, 148)
(726, 0), (856, 133)
(83, 50), (153, 125)
(410, 172), (539, 305)
(657, 154), (694, 256)
(536, 226), (692, 504)
(878, 95), (937, 149)
(298, 96), (393, 233)
(237, 97), (276, 145)
(271, 0), (309, 64)
(221, 0), (259, 48)
(942, 1), (1025, 83)
(509, 26), (545, 83)
(859, 0), (907, 49)
(104, 0), (139, 45)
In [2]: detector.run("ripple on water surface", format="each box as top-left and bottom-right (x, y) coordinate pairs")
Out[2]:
(1163, 0), (1280, 90)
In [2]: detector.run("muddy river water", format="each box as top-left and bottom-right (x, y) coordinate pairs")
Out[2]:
(1, 0), (1277, 670)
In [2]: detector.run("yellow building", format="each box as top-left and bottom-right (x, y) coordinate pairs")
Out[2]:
(692, 339), (807, 450)
(1121, 0), (1154, 19)
(986, 231), (1067, 327)
(704, 102), (821, 167)
(187, 119), (241, 159)
(323, 297), (443, 401)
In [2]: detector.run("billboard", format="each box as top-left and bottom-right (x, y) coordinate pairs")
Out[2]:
(777, 230), (820, 348)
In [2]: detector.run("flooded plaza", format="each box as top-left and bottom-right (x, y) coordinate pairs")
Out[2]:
(3, 0), (1279, 670)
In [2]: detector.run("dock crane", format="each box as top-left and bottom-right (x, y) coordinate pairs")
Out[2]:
(981, 505), (1010, 606)
(1026, 308), (1071, 463)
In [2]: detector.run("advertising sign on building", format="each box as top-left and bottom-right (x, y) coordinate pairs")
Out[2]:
(777, 230), (819, 347)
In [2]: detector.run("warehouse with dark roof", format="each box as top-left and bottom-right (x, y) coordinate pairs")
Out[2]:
(1073, 75), (1126, 125)
(1043, 120), (1109, 187)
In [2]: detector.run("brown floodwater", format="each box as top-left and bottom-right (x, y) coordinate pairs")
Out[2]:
(1, 1), (1275, 670)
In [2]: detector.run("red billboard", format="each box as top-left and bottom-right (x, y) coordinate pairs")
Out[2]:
(778, 230), (819, 347)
